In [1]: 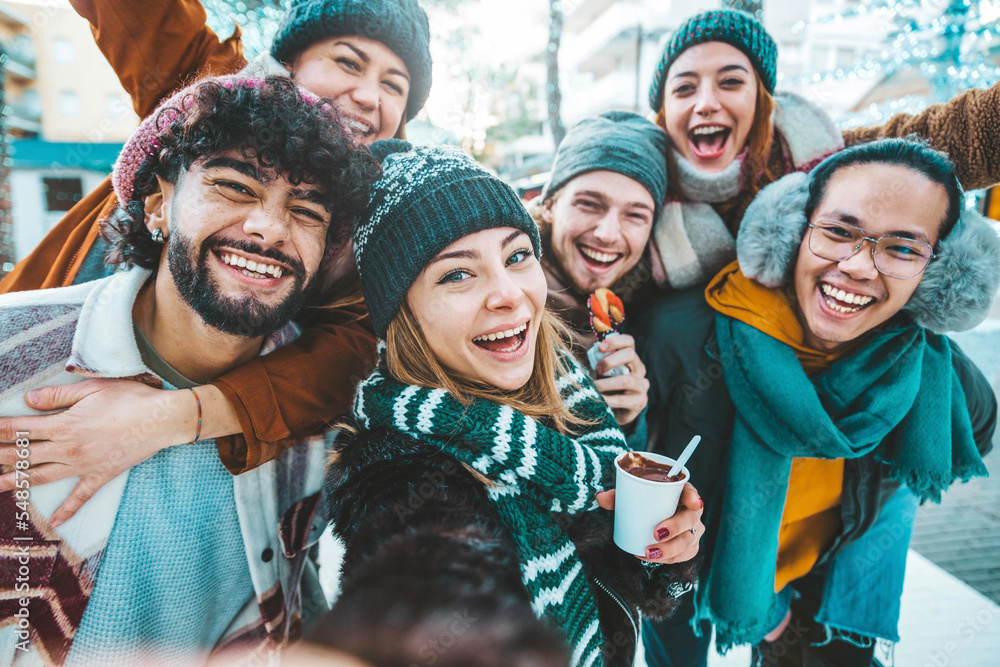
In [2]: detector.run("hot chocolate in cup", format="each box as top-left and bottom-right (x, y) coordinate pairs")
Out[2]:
(613, 451), (690, 557)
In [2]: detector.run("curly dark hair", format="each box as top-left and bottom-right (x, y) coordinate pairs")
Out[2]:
(103, 75), (381, 269)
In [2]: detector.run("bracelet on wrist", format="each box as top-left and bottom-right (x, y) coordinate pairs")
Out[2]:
(187, 387), (202, 444)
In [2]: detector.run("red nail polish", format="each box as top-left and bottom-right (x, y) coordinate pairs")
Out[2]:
(647, 548), (662, 559)
(655, 527), (669, 541)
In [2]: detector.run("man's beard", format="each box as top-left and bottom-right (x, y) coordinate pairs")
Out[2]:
(167, 227), (311, 338)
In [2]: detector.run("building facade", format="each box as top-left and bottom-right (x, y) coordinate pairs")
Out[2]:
(0, 0), (137, 275)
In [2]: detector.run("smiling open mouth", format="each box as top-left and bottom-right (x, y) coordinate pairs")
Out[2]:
(820, 282), (876, 314)
(217, 250), (286, 280)
(343, 117), (376, 139)
(472, 322), (528, 353)
(578, 245), (623, 269)
(689, 125), (731, 159)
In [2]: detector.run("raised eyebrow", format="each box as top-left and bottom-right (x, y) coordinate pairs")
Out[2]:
(886, 230), (932, 244)
(386, 67), (410, 82)
(289, 187), (332, 213)
(428, 248), (480, 266)
(719, 64), (750, 75)
(334, 41), (409, 81)
(575, 190), (610, 205)
(336, 41), (369, 63)
(501, 230), (528, 248)
(820, 211), (863, 227)
(202, 157), (268, 184)
(669, 70), (697, 82)
(670, 64), (750, 82)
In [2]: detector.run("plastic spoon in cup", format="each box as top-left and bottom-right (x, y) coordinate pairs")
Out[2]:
(668, 435), (702, 478)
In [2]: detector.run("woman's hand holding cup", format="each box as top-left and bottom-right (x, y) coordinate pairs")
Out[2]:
(596, 483), (704, 564)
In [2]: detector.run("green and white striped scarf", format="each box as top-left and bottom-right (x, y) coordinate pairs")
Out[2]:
(353, 346), (627, 667)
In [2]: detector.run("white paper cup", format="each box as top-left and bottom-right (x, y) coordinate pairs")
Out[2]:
(613, 451), (689, 557)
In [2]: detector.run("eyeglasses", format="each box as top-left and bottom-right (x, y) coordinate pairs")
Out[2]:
(807, 219), (936, 279)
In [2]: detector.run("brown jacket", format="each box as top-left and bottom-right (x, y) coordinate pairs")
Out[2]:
(0, 0), (376, 473)
(714, 83), (1000, 233)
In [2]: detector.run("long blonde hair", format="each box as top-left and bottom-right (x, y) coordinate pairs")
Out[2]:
(657, 80), (777, 202)
(385, 300), (592, 435)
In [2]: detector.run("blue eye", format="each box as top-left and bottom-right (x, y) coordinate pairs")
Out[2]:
(438, 269), (470, 284)
(506, 249), (532, 266)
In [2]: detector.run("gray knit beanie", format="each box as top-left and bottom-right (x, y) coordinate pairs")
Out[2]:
(541, 111), (668, 212)
(355, 140), (542, 338)
(271, 0), (432, 121)
(649, 9), (777, 112)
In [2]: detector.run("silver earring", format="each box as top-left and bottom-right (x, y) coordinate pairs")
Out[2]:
(150, 228), (165, 243)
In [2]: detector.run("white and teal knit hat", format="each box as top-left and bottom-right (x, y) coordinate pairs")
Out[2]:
(354, 140), (541, 338)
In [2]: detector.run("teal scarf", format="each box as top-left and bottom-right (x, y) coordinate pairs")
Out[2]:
(696, 316), (987, 649)
(353, 347), (627, 667)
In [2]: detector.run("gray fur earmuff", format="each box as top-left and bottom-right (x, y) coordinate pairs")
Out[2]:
(737, 171), (1000, 333)
(736, 171), (809, 288)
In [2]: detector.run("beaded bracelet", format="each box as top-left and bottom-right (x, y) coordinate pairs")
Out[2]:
(188, 387), (202, 444)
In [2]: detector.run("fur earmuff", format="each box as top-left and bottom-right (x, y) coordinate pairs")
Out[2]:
(905, 209), (1000, 333)
(735, 171), (1000, 333)
(735, 171), (810, 287)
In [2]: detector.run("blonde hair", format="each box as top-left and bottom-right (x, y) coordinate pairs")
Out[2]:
(385, 300), (592, 435)
(656, 77), (777, 202)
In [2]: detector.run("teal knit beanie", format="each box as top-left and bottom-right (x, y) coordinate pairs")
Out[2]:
(271, 0), (432, 120)
(355, 140), (541, 338)
(648, 9), (777, 112)
(541, 110), (668, 212)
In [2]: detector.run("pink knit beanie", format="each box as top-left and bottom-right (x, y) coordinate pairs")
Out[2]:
(111, 75), (323, 205)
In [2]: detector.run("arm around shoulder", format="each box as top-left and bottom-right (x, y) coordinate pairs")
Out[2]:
(843, 82), (1000, 191)
(211, 306), (377, 474)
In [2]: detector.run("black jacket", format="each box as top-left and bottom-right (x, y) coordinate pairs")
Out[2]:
(307, 427), (700, 666)
(633, 287), (996, 565)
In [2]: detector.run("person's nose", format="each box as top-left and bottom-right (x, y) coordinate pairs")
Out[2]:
(694, 84), (721, 117)
(347, 78), (380, 113)
(242, 204), (290, 247)
(592, 210), (623, 246)
(837, 240), (880, 281)
(485, 268), (525, 312)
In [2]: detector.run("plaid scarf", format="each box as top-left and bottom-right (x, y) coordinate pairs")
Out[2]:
(353, 347), (627, 667)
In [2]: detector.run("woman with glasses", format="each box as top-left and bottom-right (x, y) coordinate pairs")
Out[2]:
(637, 138), (998, 667)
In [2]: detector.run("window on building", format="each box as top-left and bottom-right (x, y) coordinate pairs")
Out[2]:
(43, 177), (84, 212)
(53, 37), (75, 64)
(59, 91), (81, 117)
(106, 94), (127, 119)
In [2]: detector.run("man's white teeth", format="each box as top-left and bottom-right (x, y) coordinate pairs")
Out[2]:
(473, 322), (528, 342)
(580, 246), (620, 264)
(691, 126), (726, 136)
(821, 283), (873, 311)
(220, 252), (283, 278)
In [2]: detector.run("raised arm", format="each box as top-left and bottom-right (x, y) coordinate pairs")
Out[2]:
(843, 82), (1000, 192)
(69, 0), (247, 118)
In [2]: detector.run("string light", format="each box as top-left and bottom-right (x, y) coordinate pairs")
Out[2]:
(787, 0), (1000, 109)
